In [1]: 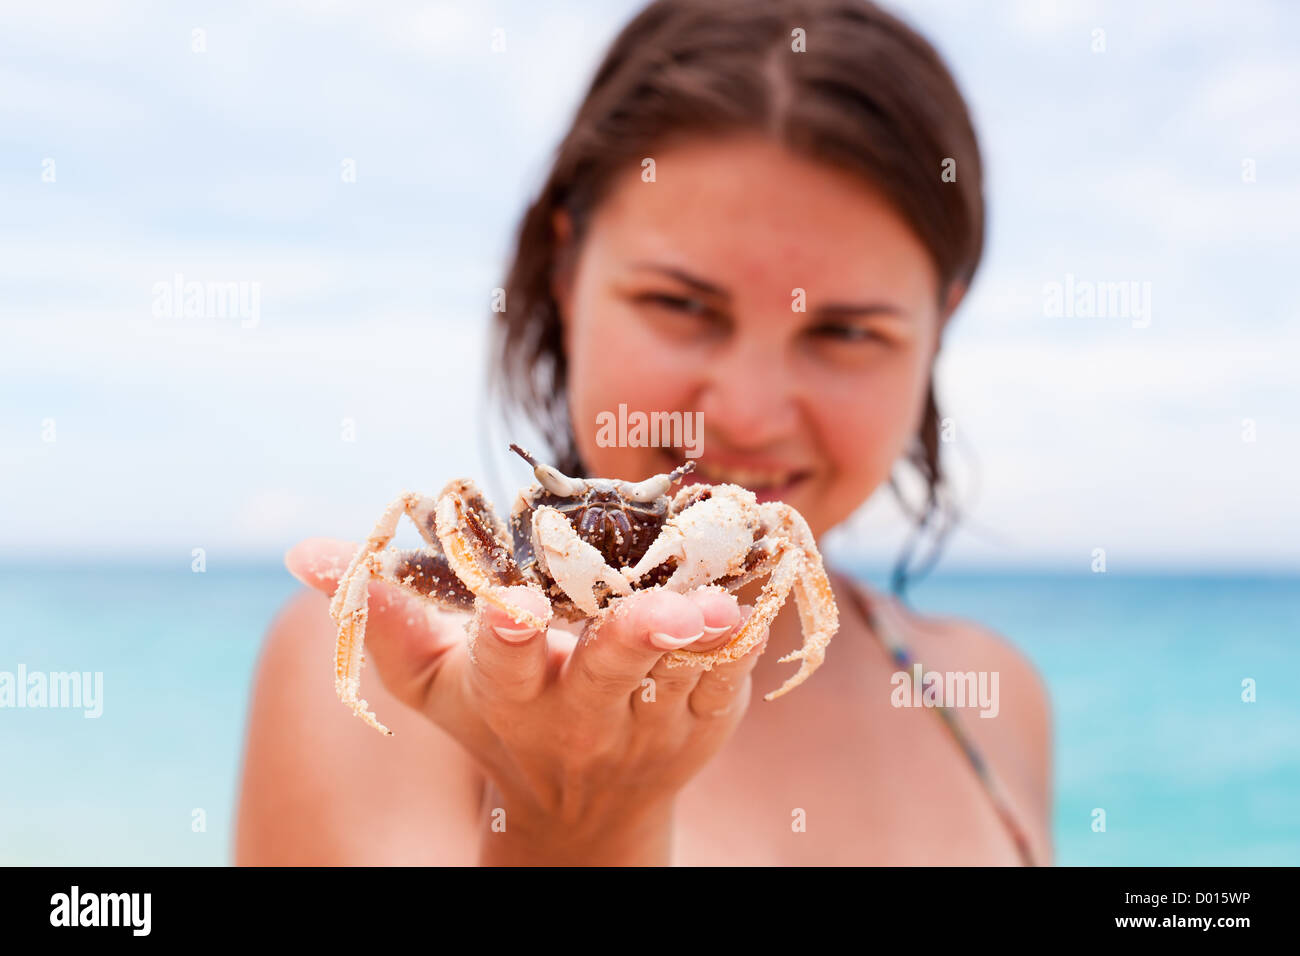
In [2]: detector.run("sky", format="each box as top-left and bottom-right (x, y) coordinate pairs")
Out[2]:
(1, 0), (1297, 570)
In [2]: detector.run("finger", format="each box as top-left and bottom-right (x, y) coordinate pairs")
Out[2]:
(464, 585), (553, 704)
(632, 591), (742, 719)
(285, 537), (356, 595)
(561, 589), (706, 707)
(688, 611), (768, 720)
(682, 585), (742, 650)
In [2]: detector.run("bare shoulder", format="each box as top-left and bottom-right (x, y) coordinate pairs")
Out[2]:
(234, 588), (483, 865)
(880, 593), (1055, 863)
(903, 603), (1051, 718)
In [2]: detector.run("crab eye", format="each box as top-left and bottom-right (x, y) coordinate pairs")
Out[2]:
(510, 443), (588, 497)
(536, 465), (587, 498)
(623, 474), (673, 503)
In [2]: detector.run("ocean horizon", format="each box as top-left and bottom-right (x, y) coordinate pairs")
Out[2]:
(2, 561), (1296, 866)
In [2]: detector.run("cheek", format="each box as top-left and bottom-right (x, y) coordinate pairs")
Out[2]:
(565, 291), (695, 472)
(814, 340), (934, 485)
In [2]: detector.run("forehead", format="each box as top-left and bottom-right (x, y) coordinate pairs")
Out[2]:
(587, 133), (938, 301)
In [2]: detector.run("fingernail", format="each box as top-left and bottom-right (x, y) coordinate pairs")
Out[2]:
(493, 624), (538, 643)
(650, 630), (705, 649)
(701, 623), (733, 638)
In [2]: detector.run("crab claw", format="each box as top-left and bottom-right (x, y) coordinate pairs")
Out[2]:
(531, 506), (632, 616)
(622, 486), (757, 592)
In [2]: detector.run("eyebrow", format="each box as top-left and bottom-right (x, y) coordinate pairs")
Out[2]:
(628, 261), (906, 318)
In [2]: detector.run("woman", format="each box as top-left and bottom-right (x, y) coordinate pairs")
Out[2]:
(236, 0), (1052, 866)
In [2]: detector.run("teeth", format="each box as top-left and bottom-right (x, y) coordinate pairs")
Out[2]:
(693, 462), (800, 488)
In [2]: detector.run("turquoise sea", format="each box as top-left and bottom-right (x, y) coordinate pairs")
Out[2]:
(1, 563), (1296, 866)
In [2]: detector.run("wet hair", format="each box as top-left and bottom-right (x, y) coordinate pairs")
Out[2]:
(489, 0), (984, 597)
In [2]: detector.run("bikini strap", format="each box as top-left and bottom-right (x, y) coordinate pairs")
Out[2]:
(836, 573), (1039, 867)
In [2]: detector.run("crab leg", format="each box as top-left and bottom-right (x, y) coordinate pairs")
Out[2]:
(330, 492), (442, 734)
(329, 492), (438, 622)
(758, 503), (839, 700)
(657, 499), (838, 699)
(435, 479), (552, 632)
(333, 545), (486, 734)
(660, 542), (804, 673)
(376, 547), (479, 610)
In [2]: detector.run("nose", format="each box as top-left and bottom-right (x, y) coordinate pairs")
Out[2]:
(695, 334), (802, 450)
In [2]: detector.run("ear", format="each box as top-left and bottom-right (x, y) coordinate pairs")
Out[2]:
(550, 208), (576, 327)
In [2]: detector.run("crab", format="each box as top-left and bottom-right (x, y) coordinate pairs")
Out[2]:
(328, 444), (839, 734)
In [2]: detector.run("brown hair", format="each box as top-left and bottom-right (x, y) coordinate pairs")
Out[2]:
(489, 0), (984, 596)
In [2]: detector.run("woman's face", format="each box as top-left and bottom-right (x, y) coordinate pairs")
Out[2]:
(554, 133), (955, 539)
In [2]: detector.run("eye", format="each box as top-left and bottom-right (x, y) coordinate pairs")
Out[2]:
(635, 292), (719, 320)
(809, 322), (886, 344)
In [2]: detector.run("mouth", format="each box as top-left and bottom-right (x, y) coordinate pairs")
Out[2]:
(671, 456), (814, 503)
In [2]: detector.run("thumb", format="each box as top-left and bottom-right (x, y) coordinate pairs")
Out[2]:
(284, 536), (354, 596)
